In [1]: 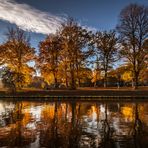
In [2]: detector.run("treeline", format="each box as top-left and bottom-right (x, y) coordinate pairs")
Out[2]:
(0, 3), (147, 91)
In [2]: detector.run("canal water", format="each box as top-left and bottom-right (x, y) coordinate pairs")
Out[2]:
(0, 100), (148, 148)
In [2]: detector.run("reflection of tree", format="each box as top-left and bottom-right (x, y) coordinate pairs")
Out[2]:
(132, 103), (143, 148)
(50, 102), (64, 147)
(9, 102), (35, 147)
(39, 102), (82, 147)
(99, 104), (114, 148)
(65, 102), (68, 121)
(96, 103), (100, 128)
(39, 102), (60, 147)
(68, 102), (82, 148)
(13, 101), (23, 121)
(11, 102), (23, 146)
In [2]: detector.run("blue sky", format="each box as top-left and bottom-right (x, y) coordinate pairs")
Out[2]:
(0, 0), (147, 50)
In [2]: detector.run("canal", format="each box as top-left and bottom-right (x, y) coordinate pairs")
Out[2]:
(0, 99), (148, 148)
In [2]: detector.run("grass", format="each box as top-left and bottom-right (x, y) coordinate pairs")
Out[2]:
(0, 86), (147, 99)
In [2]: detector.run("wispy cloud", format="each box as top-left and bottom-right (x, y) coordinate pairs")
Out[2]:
(0, 0), (65, 34)
(82, 26), (97, 33)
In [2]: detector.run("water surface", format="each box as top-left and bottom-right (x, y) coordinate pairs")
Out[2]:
(0, 100), (148, 148)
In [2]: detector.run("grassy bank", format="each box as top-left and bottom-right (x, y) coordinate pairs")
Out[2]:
(0, 87), (147, 100)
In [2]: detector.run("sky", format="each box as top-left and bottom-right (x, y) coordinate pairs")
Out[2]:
(0, 0), (147, 50)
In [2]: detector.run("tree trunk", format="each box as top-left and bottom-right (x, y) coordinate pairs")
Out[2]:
(76, 62), (81, 87)
(133, 72), (139, 89)
(65, 75), (68, 88)
(94, 70), (98, 87)
(17, 47), (23, 90)
(70, 63), (76, 89)
(54, 77), (58, 88)
(94, 81), (97, 87)
(78, 78), (81, 87)
(71, 71), (76, 89)
(104, 70), (107, 88)
(64, 65), (69, 88)
(53, 72), (58, 88)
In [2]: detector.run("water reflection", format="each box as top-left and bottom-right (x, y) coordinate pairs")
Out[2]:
(0, 100), (148, 148)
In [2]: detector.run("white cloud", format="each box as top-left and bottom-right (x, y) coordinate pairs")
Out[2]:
(82, 26), (97, 33)
(0, 0), (65, 34)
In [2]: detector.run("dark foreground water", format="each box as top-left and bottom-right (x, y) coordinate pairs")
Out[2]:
(0, 100), (148, 148)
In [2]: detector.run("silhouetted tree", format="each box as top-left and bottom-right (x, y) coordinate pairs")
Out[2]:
(94, 30), (118, 87)
(117, 4), (148, 89)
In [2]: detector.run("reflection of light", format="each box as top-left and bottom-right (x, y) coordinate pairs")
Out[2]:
(91, 106), (97, 122)
(100, 105), (105, 113)
(30, 106), (42, 121)
(0, 103), (4, 115)
(87, 106), (97, 124)
(24, 105), (42, 121)
(83, 105), (100, 136)
(41, 104), (56, 120)
(121, 106), (133, 122)
(26, 122), (36, 129)
(0, 102), (15, 115)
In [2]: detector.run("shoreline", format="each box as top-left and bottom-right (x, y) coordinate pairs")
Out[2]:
(0, 88), (147, 101)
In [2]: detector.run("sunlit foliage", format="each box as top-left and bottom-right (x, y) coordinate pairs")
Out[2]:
(0, 27), (35, 90)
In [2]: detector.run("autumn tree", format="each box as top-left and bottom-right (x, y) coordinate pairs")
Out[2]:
(140, 68), (148, 85)
(117, 4), (148, 89)
(0, 27), (35, 89)
(58, 59), (70, 88)
(0, 67), (19, 91)
(77, 67), (92, 86)
(94, 30), (118, 87)
(60, 18), (91, 89)
(0, 46), (5, 66)
(37, 34), (62, 88)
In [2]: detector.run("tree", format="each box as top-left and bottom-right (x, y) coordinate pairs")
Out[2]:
(0, 67), (19, 91)
(0, 66), (35, 91)
(94, 30), (118, 87)
(108, 65), (133, 87)
(122, 71), (133, 85)
(58, 60), (70, 88)
(140, 68), (148, 85)
(78, 67), (92, 86)
(117, 4), (148, 89)
(0, 27), (35, 89)
(37, 34), (62, 88)
(0, 47), (5, 66)
(60, 18), (91, 89)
